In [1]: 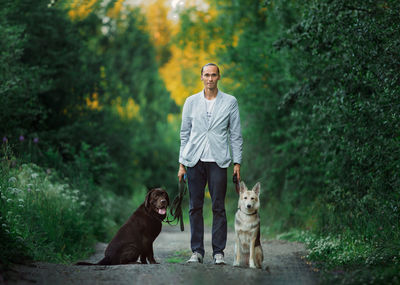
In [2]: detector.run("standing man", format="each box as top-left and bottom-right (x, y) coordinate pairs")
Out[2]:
(177, 63), (243, 265)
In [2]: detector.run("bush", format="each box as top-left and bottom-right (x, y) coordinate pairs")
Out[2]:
(0, 162), (97, 262)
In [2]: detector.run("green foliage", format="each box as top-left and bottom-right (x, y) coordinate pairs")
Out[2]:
(178, 0), (400, 281)
(1, 0), (178, 195)
(0, 162), (93, 262)
(0, 0), (179, 267)
(301, 230), (400, 284)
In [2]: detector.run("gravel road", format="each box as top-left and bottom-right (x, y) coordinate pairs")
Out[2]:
(7, 226), (319, 285)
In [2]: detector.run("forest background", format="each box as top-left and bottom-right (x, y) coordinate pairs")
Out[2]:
(1, 0), (399, 283)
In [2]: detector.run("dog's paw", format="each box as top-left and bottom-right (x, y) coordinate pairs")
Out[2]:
(233, 261), (240, 267)
(249, 261), (256, 269)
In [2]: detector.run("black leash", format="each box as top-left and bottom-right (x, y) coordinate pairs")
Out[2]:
(233, 173), (240, 195)
(165, 175), (187, 231)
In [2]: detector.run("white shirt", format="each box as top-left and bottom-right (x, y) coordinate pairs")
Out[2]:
(201, 96), (216, 162)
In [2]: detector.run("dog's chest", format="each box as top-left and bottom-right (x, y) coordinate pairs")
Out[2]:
(235, 211), (259, 246)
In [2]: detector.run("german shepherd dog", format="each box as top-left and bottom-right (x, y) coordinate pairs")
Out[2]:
(233, 182), (263, 269)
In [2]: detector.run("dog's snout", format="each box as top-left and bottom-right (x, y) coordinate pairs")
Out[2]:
(160, 199), (167, 205)
(247, 204), (251, 209)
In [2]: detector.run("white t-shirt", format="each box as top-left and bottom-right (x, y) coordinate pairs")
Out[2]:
(200, 96), (216, 162)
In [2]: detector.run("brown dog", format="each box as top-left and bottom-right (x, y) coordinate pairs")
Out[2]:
(76, 188), (169, 265)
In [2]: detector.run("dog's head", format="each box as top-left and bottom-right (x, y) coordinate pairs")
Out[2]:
(238, 182), (260, 214)
(145, 188), (169, 218)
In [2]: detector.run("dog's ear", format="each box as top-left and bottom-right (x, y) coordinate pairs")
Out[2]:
(145, 189), (154, 209)
(252, 182), (261, 195)
(239, 181), (247, 194)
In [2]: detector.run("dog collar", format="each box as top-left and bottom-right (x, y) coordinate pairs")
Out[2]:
(238, 208), (258, 216)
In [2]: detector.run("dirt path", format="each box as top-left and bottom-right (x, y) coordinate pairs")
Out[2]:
(8, 226), (319, 285)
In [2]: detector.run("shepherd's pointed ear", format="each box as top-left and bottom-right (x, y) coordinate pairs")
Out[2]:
(239, 181), (247, 194)
(252, 182), (261, 195)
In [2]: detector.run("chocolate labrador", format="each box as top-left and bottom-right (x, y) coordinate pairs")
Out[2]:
(76, 188), (169, 265)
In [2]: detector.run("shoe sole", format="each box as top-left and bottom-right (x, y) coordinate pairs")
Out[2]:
(187, 259), (203, 264)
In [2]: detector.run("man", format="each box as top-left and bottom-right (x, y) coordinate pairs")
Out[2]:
(177, 63), (243, 265)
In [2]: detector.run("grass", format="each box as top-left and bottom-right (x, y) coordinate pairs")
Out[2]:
(0, 163), (96, 263)
(0, 160), (135, 268)
(165, 250), (192, 264)
(264, 225), (399, 285)
(301, 231), (400, 284)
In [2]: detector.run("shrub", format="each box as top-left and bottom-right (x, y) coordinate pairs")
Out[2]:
(0, 163), (96, 262)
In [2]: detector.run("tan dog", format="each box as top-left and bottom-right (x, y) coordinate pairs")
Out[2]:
(233, 182), (263, 269)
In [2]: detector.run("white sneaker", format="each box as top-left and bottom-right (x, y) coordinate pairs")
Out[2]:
(214, 253), (225, 265)
(187, 252), (203, 263)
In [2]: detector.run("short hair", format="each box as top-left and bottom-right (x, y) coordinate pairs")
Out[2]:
(201, 63), (220, 75)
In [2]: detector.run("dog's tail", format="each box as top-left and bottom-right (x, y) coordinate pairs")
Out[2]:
(75, 256), (110, 266)
(75, 261), (98, 266)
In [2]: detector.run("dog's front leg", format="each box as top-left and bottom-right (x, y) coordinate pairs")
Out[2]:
(233, 233), (240, 267)
(249, 234), (257, 268)
(147, 245), (158, 264)
(140, 255), (147, 264)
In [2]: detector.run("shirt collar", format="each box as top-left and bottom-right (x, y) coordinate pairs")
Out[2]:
(202, 89), (220, 101)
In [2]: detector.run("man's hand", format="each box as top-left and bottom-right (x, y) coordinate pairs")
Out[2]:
(233, 163), (241, 181)
(178, 164), (187, 182)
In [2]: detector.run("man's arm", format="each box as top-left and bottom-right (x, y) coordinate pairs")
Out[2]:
(178, 163), (186, 182)
(229, 98), (243, 180)
(233, 163), (241, 181)
(178, 98), (191, 181)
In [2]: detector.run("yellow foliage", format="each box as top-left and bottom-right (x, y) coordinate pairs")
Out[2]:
(68, 0), (97, 20)
(141, 0), (174, 65)
(142, 0), (224, 107)
(144, 0), (172, 48)
(107, 0), (125, 19)
(167, 113), (175, 123)
(160, 45), (209, 106)
(113, 97), (141, 120)
(159, 40), (221, 106)
(86, 92), (102, 110)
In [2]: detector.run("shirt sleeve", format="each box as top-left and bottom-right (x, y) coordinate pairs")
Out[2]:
(229, 98), (243, 165)
(179, 98), (192, 164)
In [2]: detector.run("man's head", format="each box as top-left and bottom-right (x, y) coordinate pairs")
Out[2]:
(201, 63), (220, 91)
(201, 63), (220, 76)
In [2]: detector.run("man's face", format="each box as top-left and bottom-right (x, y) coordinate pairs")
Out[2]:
(201, 65), (220, 90)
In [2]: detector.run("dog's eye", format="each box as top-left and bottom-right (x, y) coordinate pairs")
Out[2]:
(251, 197), (254, 200)
(244, 197), (247, 199)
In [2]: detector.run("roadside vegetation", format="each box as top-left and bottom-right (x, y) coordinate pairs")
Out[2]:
(175, 0), (400, 283)
(1, 0), (399, 284)
(0, 0), (178, 275)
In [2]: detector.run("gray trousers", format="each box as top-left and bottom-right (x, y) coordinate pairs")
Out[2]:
(187, 161), (227, 257)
